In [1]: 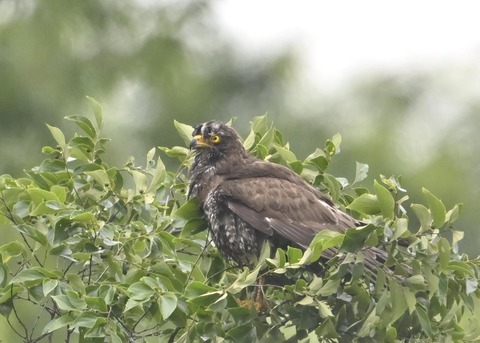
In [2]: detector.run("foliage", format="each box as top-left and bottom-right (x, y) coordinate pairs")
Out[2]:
(0, 99), (479, 342)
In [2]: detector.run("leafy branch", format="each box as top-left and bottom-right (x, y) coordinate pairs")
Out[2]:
(0, 101), (478, 342)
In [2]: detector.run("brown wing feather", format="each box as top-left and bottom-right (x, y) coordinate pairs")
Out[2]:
(225, 200), (273, 236)
(226, 200), (314, 247)
(216, 175), (357, 248)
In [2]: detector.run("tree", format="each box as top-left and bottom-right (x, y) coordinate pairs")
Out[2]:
(0, 99), (479, 342)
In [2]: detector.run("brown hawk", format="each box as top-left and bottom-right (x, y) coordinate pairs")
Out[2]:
(188, 120), (386, 276)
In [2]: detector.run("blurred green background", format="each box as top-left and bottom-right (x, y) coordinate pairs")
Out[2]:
(1, 0), (479, 302)
(1, 1), (479, 340)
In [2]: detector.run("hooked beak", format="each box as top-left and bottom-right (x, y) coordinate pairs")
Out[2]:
(189, 135), (210, 149)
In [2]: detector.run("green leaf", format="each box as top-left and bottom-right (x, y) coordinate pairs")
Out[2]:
(287, 246), (303, 264)
(275, 145), (297, 163)
(374, 179), (395, 219)
(41, 145), (57, 155)
(362, 183), (381, 199)
(250, 115), (268, 133)
(71, 311), (101, 329)
(346, 193), (380, 215)
(30, 201), (61, 216)
(304, 148), (328, 171)
(452, 230), (464, 253)
(129, 170), (147, 194)
(300, 231), (343, 265)
(71, 212), (96, 222)
(316, 299), (334, 318)
(319, 278), (341, 297)
(354, 162), (369, 184)
(0, 241), (25, 257)
(51, 185), (67, 203)
(447, 261), (475, 276)
(127, 281), (154, 301)
(146, 147), (156, 165)
(316, 318), (338, 338)
(296, 295), (314, 306)
(159, 145), (189, 159)
(405, 275), (425, 290)
(43, 279), (58, 296)
(385, 326), (398, 341)
(11, 268), (46, 283)
(159, 292), (177, 320)
(254, 143), (268, 159)
(466, 278), (478, 295)
(257, 126), (275, 148)
(228, 306), (255, 325)
(416, 305), (434, 336)
(403, 287), (417, 314)
(339, 224), (377, 253)
(267, 247), (287, 269)
(0, 285), (22, 306)
(46, 124), (66, 148)
(226, 323), (257, 343)
(411, 203), (432, 232)
(392, 217), (408, 240)
(323, 173), (341, 202)
(446, 203), (463, 224)
(52, 291), (87, 311)
(422, 187), (446, 228)
(389, 279), (407, 323)
(174, 120), (194, 146)
(243, 129), (256, 150)
(288, 160), (303, 175)
(42, 314), (75, 334)
(437, 238), (450, 271)
(146, 157), (166, 193)
(172, 198), (202, 224)
(69, 136), (95, 161)
(84, 317), (107, 338)
(52, 294), (80, 311)
(84, 296), (108, 312)
(65, 115), (96, 138)
(86, 96), (103, 129)
(66, 273), (86, 293)
(0, 265), (7, 288)
(27, 188), (62, 205)
(12, 201), (30, 218)
(427, 272), (439, 299)
(228, 265), (261, 294)
(357, 308), (380, 337)
(85, 169), (111, 188)
(98, 285), (115, 305)
(325, 133), (342, 156)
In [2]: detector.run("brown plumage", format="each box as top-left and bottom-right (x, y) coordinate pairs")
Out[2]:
(188, 120), (386, 276)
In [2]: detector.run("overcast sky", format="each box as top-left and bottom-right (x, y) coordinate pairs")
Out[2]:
(214, 1), (480, 88)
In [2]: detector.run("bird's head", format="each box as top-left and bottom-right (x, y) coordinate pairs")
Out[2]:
(189, 121), (245, 161)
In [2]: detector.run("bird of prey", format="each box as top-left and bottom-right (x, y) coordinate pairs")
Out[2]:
(188, 120), (386, 275)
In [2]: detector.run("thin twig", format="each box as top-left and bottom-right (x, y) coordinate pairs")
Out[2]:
(131, 302), (154, 333)
(167, 327), (181, 343)
(0, 192), (44, 267)
(11, 299), (29, 339)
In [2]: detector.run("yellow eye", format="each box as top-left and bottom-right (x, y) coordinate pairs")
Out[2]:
(209, 135), (221, 143)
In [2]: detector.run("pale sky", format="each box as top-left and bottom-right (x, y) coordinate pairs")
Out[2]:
(214, 1), (480, 88)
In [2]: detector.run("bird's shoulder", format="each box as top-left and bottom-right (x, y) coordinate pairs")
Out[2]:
(218, 157), (300, 183)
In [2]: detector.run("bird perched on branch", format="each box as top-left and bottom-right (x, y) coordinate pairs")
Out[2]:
(188, 120), (386, 277)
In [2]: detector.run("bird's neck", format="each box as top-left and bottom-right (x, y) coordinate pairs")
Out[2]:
(188, 154), (220, 203)
(188, 149), (252, 203)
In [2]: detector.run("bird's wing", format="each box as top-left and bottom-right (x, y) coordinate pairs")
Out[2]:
(225, 200), (314, 247)
(217, 176), (357, 248)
